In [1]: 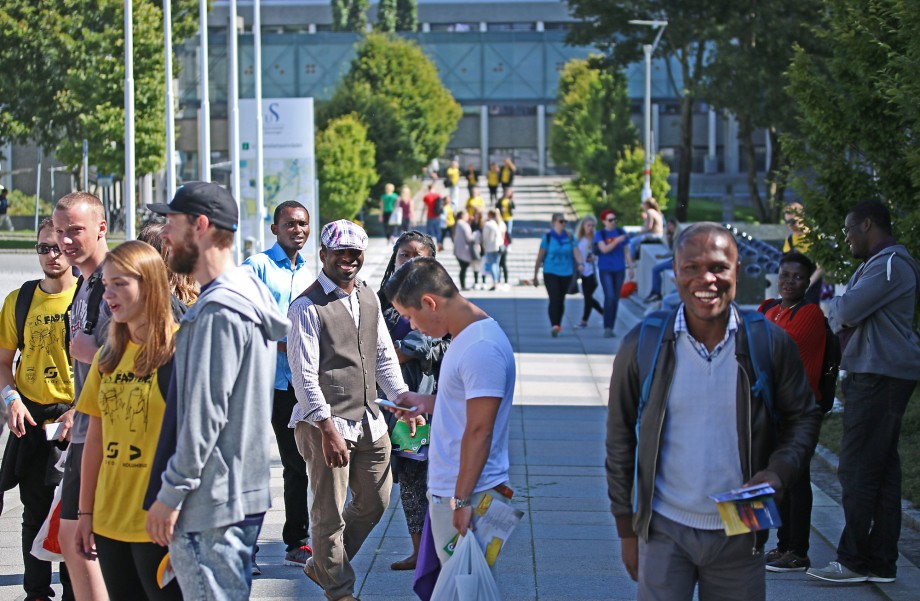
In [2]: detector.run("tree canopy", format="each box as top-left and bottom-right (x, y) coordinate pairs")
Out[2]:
(550, 58), (637, 196)
(331, 0), (369, 32)
(785, 0), (920, 282)
(322, 34), (461, 195)
(0, 0), (200, 181)
(316, 114), (378, 221)
(567, 0), (724, 221)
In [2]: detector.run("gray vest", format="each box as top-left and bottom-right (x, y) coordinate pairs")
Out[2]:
(303, 279), (380, 422)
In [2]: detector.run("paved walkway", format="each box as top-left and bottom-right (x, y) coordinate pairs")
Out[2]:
(0, 178), (916, 600)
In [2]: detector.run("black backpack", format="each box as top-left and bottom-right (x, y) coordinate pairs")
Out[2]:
(433, 196), (445, 216)
(761, 299), (839, 413)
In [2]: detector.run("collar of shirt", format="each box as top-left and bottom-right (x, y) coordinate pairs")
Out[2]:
(673, 304), (739, 361)
(266, 242), (305, 270)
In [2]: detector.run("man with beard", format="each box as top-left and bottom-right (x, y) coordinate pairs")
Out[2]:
(53, 192), (111, 601)
(808, 200), (920, 584)
(286, 220), (423, 601)
(606, 222), (821, 601)
(243, 201), (314, 573)
(0, 218), (77, 601)
(145, 182), (290, 600)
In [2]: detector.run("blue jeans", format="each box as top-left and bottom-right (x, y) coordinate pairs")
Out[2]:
(169, 519), (262, 601)
(483, 251), (501, 284)
(836, 373), (917, 578)
(650, 259), (672, 296)
(598, 269), (626, 330)
(426, 218), (442, 243)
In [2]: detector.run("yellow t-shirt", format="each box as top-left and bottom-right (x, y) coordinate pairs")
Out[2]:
(0, 283), (77, 404)
(487, 170), (499, 187)
(499, 198), (514, 222)
(77, 342), (169, 542)
(783, 232), (810, 254)
(447, 167), (460, 186)
(444, 203), (456, 228)
(466, 195), (484, 216)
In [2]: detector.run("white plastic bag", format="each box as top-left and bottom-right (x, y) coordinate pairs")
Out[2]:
(31, 480), (64, 562)
(431, 533), (502, 601)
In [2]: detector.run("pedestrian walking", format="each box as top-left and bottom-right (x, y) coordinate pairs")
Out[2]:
(499, 157), (516, 195)
(146, 182), (288, 600)
(446, 161), (461, 207)
(533, 213), (584, 337)
(0, 187), (14, 230)
(486, 163), (500, 204)
(573, 215), (602, 328)
(607, 222), (821, 601)
(0, 219), (77, 601)
(595, 209), (633, 338)
(380, 183), (398, 242)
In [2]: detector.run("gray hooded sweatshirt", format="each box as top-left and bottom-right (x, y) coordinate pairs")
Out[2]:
(157, 267), (290, 533)
(827, 243), (920, 379)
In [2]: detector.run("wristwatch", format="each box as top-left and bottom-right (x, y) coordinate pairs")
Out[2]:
(450, 496), (472, 511)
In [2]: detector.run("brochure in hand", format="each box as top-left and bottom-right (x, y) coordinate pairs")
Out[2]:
(443, 488), (524, 566)
(390, 420), (429, 454)
(709, 483), (781, 536)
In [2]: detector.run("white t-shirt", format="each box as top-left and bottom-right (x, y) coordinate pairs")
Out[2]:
(428, 317), (516, 497)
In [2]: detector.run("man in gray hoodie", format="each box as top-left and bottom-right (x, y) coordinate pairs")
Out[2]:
(145, 182), (289, 600)
(808, 200), (920, 585)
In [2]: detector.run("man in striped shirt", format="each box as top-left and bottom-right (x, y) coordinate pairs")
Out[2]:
(287, 220), (423, 601)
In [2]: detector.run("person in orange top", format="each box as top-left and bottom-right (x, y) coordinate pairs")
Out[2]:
(757, 251), (826, 574)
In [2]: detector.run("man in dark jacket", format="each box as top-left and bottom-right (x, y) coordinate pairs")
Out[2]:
(606, 222), (822, 601)
(808, 200), (920, 584)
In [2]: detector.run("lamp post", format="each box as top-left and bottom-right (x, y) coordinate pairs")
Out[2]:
(628, 19), (667, 201)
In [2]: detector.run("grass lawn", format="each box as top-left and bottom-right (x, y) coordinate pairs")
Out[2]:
(819, 387), (920, 506)
(561, 181), (594, 218)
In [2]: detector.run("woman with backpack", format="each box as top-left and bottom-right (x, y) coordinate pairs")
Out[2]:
(533, 212), (584, 337)
(74, 241), (183, 601)
(757, 251), (828, 574)
(595, 209), (633, 338)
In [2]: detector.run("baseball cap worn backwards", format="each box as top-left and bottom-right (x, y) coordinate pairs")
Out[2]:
(148, 181), (239, 232)
(321, 220), (368, 251)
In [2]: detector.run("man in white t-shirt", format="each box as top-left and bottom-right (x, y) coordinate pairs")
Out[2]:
(382, 257), (516, 562)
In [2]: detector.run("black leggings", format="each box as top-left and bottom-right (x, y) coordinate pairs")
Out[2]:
(499, 248), (509, 283)
(458, 259), (471, 289)
(580, 274), (603, 322)
(95, 534), (183, 601)
(543, 273), (570, 328)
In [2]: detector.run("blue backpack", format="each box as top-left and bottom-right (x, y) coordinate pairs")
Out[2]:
(631, 307), (776, 510)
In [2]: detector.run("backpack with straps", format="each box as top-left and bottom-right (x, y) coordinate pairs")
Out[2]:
(760, 299), (840, 413)
(14, 280), (41, 352)
(632, 308), (776, 510)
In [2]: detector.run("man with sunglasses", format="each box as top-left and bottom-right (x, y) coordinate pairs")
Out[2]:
(287, 220), (423, 601)
(0, 218), (76, 601)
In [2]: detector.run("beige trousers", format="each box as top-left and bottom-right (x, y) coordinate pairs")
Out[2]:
(294, 421), (392, 601)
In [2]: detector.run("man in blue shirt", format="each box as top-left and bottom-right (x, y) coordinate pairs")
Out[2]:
(243, 200), (315, 571)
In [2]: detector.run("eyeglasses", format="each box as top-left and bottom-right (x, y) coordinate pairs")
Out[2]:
(841, 223), (861, 236)
(556, 219), (566, 224)
(35, 244), (62, 256)
(605, 217), (617, 222)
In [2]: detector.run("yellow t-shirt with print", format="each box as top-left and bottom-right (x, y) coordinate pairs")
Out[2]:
(0, 283), (76, 404)
(783, 232), (811, 254)
(444, 202), (456, 228)
(447, 166), (460, 186)
(487, 170), (499, 187)
(466, 195), (484, 216)
(77, 342), (170, 543)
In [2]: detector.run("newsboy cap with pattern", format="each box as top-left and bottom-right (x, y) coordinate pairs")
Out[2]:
(321, 220), (368, 251)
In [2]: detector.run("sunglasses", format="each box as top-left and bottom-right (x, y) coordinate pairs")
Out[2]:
(35, 244), (63, 256)
(556, 219), (567, 224)
(605, 217), (617, 222)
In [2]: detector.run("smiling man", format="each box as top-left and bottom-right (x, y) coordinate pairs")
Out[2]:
(606, 222), (821, 601)
(242, 201), (314, 573)
(286, 220), (423, 601)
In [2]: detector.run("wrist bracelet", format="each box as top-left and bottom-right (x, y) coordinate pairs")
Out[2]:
(77, 511), (93, 517)
(2, 391), (19, 406)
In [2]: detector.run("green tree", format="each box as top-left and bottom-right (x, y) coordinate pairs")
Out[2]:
(0, 0), (200, 181)
(785, 0), (920, 283)
(703, 0), (822, 223)
(316, 114), (378, 221)
(550, 58), (637, 196)
(376, 0), (396, 32)
(331, 0), (369, 32)
(323, 34), (461, 195)
(607, 147), (670, 224)
(567, 0), (730, 221)
(395, 0), (417, 32)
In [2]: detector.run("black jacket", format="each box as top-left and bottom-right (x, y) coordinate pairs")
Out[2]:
(605, 306), (823, 540)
